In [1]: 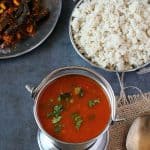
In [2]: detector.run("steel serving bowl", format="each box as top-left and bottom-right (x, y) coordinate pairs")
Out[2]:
(69, 0), (150, 73)
(26, 66), (117, 150)
(0, 0), (62, 59)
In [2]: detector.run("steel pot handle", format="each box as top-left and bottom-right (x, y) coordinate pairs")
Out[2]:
(25, 84), (126, 124)
(25, 69), (58, 98)
(25, 67), (126, 125)
(109, 72), (127, 125)
(111, 117), (126, 125)
(25, 84), (36, 98)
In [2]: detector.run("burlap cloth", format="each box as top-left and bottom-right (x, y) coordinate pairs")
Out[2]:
(107, 92), (150, 150)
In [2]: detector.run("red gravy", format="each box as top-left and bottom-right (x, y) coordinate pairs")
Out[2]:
(37, 74), (111, 143)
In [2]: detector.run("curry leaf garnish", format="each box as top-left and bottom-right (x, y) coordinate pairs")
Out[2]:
(57, 92), (72, 102)
(88, 99), (100, 108)
(72, 113), (83, 130)
(74, 87), (84, 97)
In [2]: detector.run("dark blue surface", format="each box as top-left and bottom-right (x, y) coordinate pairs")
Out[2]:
(0, 1), (149, 150)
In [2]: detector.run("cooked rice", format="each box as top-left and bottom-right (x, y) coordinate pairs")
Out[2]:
(71, 0), (150, 71)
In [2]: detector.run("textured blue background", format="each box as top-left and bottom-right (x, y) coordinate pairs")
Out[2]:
(0, 1), (149, 150)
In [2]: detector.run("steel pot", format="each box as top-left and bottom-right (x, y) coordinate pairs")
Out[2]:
(26, 66), (121, 150)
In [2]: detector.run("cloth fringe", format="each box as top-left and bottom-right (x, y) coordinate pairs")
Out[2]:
(118, 92), (150, 106)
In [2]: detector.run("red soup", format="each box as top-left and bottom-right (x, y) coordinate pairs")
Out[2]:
(37, 74), (111, 143)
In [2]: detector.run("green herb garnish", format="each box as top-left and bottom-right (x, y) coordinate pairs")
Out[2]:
(88, 99), (100, 108)
(74, 87), (84, 97)
(47, 104), (63, 120)
(47, 112), (53, 118)
(54, 123), (63, 133)
(72, 113), (83, 130)
(53, 104), (63, 117)
(47, 104), (64, 133)
(57, 92), (72, 102)
(47, 104), (63, 118)
(52, 116), (62, 124)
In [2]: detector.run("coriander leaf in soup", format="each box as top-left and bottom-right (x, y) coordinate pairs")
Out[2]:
(47, 112), (53, 118)
(72, 113), (83, 130)
(88, 99), (100, 108)
(47, 104), (64, 132)
(47, 104), (63, 119)
(52, 116), (62, 124)
(57, 92), (72, 102)
(54, 123), (63, 133)
(53, 104), (63, 117)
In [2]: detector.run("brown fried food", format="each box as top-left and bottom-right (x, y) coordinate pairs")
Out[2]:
(0, 0), (49, 49)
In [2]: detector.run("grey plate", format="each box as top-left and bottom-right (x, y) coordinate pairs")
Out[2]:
(0, 0), (62, 59)
(69, 0), (150, 72)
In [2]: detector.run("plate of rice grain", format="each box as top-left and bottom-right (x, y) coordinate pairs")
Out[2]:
(69, 0), (150, 72)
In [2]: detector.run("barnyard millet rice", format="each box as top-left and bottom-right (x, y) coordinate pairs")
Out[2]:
(71, 0), (150, 71)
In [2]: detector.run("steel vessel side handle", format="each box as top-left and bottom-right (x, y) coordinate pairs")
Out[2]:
(25, 85), (36, 98)
(111, 117), (126, 125)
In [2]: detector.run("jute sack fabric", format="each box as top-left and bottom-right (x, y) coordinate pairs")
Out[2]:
(107, 92), (150, 150)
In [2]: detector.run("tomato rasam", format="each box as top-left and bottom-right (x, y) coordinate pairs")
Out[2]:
(36, 74), (111, 143)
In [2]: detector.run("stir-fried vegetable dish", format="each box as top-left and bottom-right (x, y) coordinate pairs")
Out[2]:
(0, 0), (49, 48)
